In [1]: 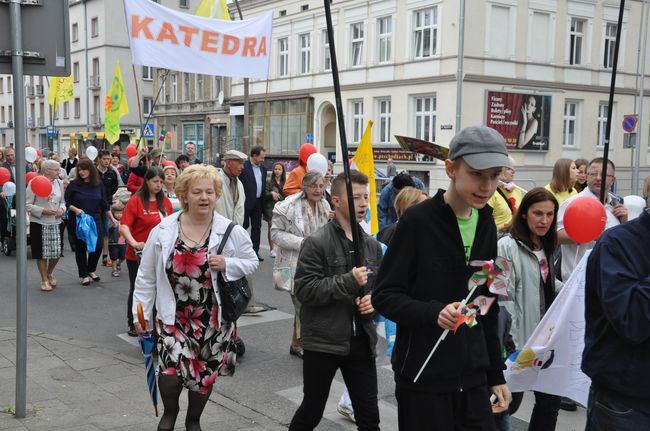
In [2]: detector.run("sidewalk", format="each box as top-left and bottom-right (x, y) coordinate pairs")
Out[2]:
(0, 328), (284, 431)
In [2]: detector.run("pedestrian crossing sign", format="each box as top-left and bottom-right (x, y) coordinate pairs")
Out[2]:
(141, 123), (155, 138)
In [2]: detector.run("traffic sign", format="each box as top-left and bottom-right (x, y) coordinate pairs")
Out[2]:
(46, 125), (57, 137)
(141, 123), (155, 138)
(622, 115), (637, 133)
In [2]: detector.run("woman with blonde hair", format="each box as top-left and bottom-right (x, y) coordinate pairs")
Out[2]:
(134, 164), (258, 431)
(377, 186), (427, 246)
(544, 158), (578, 206)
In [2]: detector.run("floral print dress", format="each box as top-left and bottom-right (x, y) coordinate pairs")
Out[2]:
(156, 234), (237, 394)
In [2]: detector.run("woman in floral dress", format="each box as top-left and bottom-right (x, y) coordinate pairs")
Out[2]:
(133, 164), (258, 431)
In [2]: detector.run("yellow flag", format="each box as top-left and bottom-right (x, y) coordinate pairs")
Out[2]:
(47, 75), (73, 109)
(353, 120), (378, 235)
(104, 63), (129, 144)
(195, 0), (231, 20)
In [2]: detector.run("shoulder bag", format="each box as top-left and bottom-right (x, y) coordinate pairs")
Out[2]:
(216, 222), (252, 322)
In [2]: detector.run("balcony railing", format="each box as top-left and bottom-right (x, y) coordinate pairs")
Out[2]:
(89, 76), (100, 90)
(90, 114), (101, 127)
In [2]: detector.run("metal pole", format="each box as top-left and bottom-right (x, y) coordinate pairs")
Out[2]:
(633, 0), (649, 195)
(233, 0), (249, 154)
(323, 0), (361, 267)
(600, 0), (626, 203)
(9, 0), (28, 419)
(455, 0), (465, 132)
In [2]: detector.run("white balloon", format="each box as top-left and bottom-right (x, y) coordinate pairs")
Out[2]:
(623, 195), (646, 220)
(2, 181), (16, 196)
(85, 146), (98, 161)
(25, 147), (37, 163)
(306, 153), (328, 175)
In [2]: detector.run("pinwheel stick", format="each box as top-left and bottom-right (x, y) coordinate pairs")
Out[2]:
(413, 284), (479, 383)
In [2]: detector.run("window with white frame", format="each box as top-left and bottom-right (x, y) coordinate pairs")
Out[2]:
(563, 102), (578, 147)
(74, 98), (81, 118)
(377, 99), (391, 144)
(142, 66), (152, 80)
(73, 62), (80, 83)
(196, 75), (204, 100)
(530, 12), (551, 62)
(597, 102), (609, 148)
(91, 17), (98, 38)
(603, 22), (617, 69)
(7, 76), (11, 93)
(488, 5), (510, 58)
(350, 100), (364, 143)
(63, 101), (69, 119)
(322, 30), (331, 71)
(143, 97), (153, 116)
(414, 96), (436, 142)
(171, 73), (177, 103)
(9, 105), (13, 122)
(0, 107), (4, 123)
(179, 0), (188, 8)
(299, 33), (311, 74)
(377, 17), (392, 63)
(569, 17), (585, 65)
(413, 7), (438, 58)
(350, 22), (364, 67)
(72, 23), (78, 42)
(0, 77), (3, 94)
(278, 37), (289, 77)
(183, 73), (191, 101)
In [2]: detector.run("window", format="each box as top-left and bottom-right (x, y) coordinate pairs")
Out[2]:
(143, 97), (153, 116)
(74, 98), (81, 118)
(63, 101), (69, 119)
(0, 77), (3, 94)
(171, 73), (177, 103)
(350, 100), (364, 143)
(413, 7), (438, 58)
(301, 4), (308, 11)
(8, 105), (13, 122)
(91, 17), (98, 38)
(569, 18), (585, 65)
(72, 23), (78, 42)
(563, 102), (578, 147)
(7, 76), (11, 93)
(92, 57), (100, 78)
(142, 66), (152, 80)
(322, 30), (331, 71)
(603, 23), (617, 69)
(378, 99), (391, 143)
(196, 75), (204, 100)
(182, 123), (205, 161)
(278, 37), (289, 77)
(377, 17), (392, 63)
(299, 33), (311, 74)
(250, 98), (314, 155)
(159, 70), (166, 102)
(183, 73), (191, 101)
(414, 96), (436, 142)
(350, 23), (364, 66)
(488, 5), (510, 58)
(93, 95), (100, 115)
(530, 12), (550, 62)
(179, 0), (189, 8)
(597, 103), (608, 148)
(73, 62), (80, 83)
(1, 107), (4, 123)
(214, 76), (223, 99)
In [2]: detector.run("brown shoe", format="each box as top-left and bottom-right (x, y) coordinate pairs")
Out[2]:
(47, 274), (57, 288)
(40, 281), (52, 292)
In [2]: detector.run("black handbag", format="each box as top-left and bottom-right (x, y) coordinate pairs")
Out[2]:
(216, 222), (252, 322)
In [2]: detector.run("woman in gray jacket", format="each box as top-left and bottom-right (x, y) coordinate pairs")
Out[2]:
(497, 187), (562, 431)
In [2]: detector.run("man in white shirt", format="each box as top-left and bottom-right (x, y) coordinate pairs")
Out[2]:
(557, 157), (628, 282)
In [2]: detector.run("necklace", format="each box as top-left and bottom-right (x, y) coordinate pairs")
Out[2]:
(179, 215), (213, 250)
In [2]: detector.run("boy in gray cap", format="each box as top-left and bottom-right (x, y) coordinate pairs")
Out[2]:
(373, 125), (512, 430)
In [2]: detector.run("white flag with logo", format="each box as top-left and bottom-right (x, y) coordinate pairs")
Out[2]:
(123, 0), (272, 78)
(504, 252), (591, 406)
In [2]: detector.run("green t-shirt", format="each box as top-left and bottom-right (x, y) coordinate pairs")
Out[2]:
(457, 208), (479, 262)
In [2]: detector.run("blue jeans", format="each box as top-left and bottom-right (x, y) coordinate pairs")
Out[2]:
(586, 385), (650, 430)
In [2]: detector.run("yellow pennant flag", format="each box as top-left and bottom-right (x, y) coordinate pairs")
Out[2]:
(47, 75), (73, 109)
(104, 63), (129, 144)
(353, 120), (378, 235)
(195, 0), (231, 20)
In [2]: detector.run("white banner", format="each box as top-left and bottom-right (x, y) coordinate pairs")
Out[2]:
(123, 0), (272, 79)
(504, 252), (591, 406)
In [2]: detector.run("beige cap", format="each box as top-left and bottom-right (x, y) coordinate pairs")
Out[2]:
(222, 150), (247, 161)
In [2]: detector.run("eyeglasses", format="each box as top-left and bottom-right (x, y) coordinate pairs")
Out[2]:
(587, 172), (614, 179)
(307, 184), (325, 190)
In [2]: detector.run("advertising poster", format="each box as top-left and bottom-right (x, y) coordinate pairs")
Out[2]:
(486, 91), (551, 151)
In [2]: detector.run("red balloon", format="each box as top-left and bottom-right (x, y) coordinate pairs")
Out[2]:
(299, 143), (317, 164)
(36, 149), (42, 158)
(564, 196), (607, 243)
(30, 175), (52, 198)
(126, 144), (137, 158)
(0, 167), (10, 185)
(25, 171), (37, 185)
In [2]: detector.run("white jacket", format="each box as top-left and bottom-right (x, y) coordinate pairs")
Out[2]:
(215, 169), (245, 225)
(26, 178), (65, 225)
(132, 210), (258, 326)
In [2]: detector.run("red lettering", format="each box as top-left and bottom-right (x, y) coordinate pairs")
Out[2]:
(256, 36), (267, 57)
(156, 22), (179, 45)
(222, 34), (240, 55)
(242, 37), (257, 57)
(131, 15), (154, 40)
(201, 31), (219, 53)
(178, 25), (199, 47)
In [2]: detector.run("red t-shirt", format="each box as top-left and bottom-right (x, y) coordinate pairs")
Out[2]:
(121, 196), (174, 261)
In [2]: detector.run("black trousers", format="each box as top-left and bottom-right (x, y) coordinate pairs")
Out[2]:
(395, 384), (496, 431)
(243, 197), (263, 253)
(127, 259), (139, 329)
(528, 391), (561, 431)
(0, 198), (10, 240)
(289, 335), (379, 431)
(68, 215), (103, 278)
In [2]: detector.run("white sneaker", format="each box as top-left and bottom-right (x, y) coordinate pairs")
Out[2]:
(270, 249), (276, 258)
(337, 405), (355, 423)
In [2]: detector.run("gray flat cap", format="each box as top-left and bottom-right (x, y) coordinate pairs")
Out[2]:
(222, 150), (247, 161)
(448, 126), (512, 170)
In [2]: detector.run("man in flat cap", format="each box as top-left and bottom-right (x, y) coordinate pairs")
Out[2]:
(216, 150), (246, 226)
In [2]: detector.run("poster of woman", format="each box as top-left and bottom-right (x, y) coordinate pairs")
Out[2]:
(485, 91), (551, 151)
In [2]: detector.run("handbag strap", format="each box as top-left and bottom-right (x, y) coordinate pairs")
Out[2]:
(216, 222), (236, 255)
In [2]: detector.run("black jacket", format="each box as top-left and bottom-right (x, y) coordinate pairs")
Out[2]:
(294, 219), (383, 357)
(61, 157), (78, 175)
(583, 209), (650, 415)
(240, 159), (267, 211)
(373, 189), (505, 393)
(98, 167), (119, 205)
